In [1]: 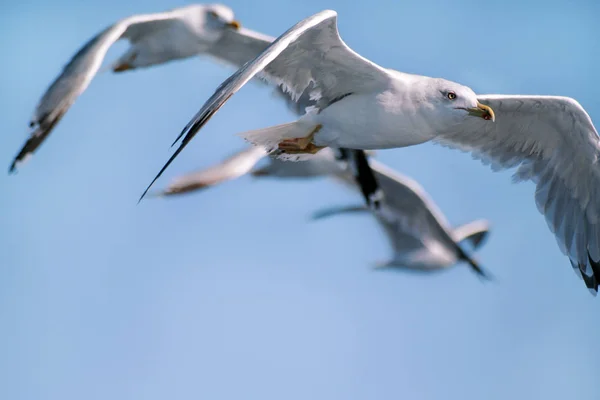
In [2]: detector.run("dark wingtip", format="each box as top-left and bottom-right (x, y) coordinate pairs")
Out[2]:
(139, 133), (196, 204)
(170, 126), (189, 148)
(8, 148), (32, 175)
(456, 244), (493, 281)
(580, 252), (600, 293)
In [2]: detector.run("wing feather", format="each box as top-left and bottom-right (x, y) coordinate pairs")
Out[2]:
(437, 94), (600, 292)
(10, 11), (184, 172)
(156, 145), (267, 196)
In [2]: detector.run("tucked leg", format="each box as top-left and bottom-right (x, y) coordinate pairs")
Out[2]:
(277, 124), (324, 153)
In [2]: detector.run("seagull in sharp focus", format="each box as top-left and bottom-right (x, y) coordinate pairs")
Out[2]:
(142, 9), (600, 295)
(10, 3), (275, 173)
(313, 150), (491, 277)
(139, 9), (495, 196)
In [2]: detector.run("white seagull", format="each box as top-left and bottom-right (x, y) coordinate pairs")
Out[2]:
(10, 3), (275, 172)
(141, 9), (600, 294)
(313, 151), (491, 277)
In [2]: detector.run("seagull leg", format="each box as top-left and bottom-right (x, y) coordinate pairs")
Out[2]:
(277, 124), (326, 154)
(113, 63), (134, 72)
(113, 53), (138, 73)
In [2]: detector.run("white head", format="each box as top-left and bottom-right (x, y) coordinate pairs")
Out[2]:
(419, 78), (495, 129)
(200, 4), (241, 37)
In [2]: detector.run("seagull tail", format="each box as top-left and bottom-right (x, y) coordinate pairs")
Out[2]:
(237, 120), (319, 162)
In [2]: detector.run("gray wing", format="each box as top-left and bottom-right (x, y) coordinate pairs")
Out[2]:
(207, 27), (274, 70)
(207, 26), (318, 116)
(310, 203), (427, 254)
(367, 159), (457, 240)
(139, 9), (392, 200)
(154, 145), (267, 196)
(350, 151), (490, 278)
(208, 27), (322, 118)
(437, 94), (600, 293)
(10, 11), (184, 172)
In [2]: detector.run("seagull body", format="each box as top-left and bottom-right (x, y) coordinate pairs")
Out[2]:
(10, 3), (275, 172)
(313, 157), (491, 275)
(143, 9), (600, 295)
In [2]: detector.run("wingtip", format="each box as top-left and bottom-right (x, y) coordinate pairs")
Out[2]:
(9, 156), (26, 174)
(137, 186), (154, 204)
(170, 126), (189, 148)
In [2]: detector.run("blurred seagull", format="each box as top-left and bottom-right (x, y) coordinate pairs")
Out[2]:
(10, 3), (273, 172)
(150, 142), (491, 279)
(313, 150), (491, 277)
(143, 9), (600, 295)
(150, 146), (353, 196)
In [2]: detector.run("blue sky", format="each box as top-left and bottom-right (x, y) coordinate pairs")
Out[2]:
(2, 0), (600, 399)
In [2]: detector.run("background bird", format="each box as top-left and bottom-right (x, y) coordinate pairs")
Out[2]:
(10, 3), (273, 172)
(313, 150), (491, 277)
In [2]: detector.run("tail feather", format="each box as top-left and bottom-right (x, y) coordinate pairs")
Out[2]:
(238, 120), (318, 162)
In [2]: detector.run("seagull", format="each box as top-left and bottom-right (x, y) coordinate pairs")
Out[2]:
(9, 3), (275, 173)
(313, 150), (491, 277)
(150, 145), (353, 196)
(139, 9), (494, 197)
(142, 9), (600, 295)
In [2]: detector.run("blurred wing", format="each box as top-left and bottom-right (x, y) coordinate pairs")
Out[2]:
(368, 158), (457, 237)
(156, 145), (267, 196)
(311, 204), (369, 220)
(437, 94), (600, 292)
(451, 219), (491, 250)
(348, 150), (459, 255)
(139, 9), (391, 200)
(310, 202), (427, 254)
(207, 27), (274, 70)
(9, 11), (185, 172)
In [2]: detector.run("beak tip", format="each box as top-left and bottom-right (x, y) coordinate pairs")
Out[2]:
(228, 20), (241, 30)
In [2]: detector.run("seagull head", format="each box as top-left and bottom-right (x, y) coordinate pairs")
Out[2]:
(203, 5), (241, 33)
(430, 79), (495, 124)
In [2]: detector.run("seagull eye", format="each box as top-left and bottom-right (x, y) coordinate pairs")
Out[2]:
(208, 11), (218, 18)
(447, 92), (457, 100)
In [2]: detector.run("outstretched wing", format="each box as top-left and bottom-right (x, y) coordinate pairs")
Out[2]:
(139, 9), (392, 201)
(438, 94), (600, 293)
(154, 145), (267, 196)
(350, 151), (490, 277)
(10, 10), (186, 172)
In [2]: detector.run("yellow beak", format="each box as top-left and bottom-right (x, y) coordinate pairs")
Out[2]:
(467, 102), (495, 122)
(226, 20), (241, 30)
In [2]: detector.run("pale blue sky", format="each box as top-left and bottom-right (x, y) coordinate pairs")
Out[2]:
(1, 0), (599, 399)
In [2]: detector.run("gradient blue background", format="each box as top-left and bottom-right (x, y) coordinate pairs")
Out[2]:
(2, 0), (599, 398)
